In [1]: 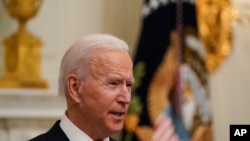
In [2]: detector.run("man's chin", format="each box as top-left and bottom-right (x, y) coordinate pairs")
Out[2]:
(108, 123), (124, 134)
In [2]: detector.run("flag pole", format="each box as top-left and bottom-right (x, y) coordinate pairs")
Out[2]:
(175, 0), (183, 116)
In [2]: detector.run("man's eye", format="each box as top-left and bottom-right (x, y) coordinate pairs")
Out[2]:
(109, 82), (118, 86)
(127, 83), (133, 87)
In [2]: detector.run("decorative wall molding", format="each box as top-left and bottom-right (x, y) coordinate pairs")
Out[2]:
(0, 89), (66, 141)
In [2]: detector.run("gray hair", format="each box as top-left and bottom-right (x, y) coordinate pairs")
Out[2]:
(58, 34), (129, 96)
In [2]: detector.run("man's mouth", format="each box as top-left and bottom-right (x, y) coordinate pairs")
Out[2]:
(111, 112), (124, 116)
(110, 111), (126, 117)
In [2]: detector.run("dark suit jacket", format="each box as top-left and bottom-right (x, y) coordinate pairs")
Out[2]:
(29, 120), (116, 141)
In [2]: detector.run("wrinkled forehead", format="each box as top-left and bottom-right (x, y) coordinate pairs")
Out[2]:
(92, 48), (130, 62)
(90, 48), (133, 74)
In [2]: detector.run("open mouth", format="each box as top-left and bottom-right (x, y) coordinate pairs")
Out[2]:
(110, 111), (125, 117)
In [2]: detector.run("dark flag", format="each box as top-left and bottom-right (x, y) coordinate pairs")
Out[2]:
(122, 0), (213, 141)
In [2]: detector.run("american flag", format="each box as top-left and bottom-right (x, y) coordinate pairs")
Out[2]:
(153, 112), (180, 141)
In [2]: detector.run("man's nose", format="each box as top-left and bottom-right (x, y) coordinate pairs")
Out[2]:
(117, 95), (130, 104)
(117, 86), (131, 104)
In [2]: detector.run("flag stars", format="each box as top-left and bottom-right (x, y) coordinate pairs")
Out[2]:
(142, 5), (151, 17)
(142, 0), (195, 18)
(142, 0), (172, 17)
(150, 0), (160, 10)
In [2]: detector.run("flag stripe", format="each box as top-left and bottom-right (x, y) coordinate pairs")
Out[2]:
(153, 112), (180, 141)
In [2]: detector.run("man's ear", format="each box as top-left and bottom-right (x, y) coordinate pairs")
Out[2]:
(67, 73), (81, 103)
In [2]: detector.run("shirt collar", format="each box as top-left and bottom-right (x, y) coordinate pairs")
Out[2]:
(60, 113), (110, 141)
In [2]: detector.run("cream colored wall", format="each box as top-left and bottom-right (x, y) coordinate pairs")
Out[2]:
(0, 0), (250, 141)
(211, 0), (250, 140)
(210, 23), (250, 141)
(103, 0), (143, 56)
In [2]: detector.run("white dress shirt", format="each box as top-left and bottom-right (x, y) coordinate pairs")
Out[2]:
(60, 113), (110, 141)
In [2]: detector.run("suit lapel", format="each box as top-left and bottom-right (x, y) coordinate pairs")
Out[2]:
(46, 120), (69, 141)
(47, 120), (118, 141)
(110, 137), (117, 141)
